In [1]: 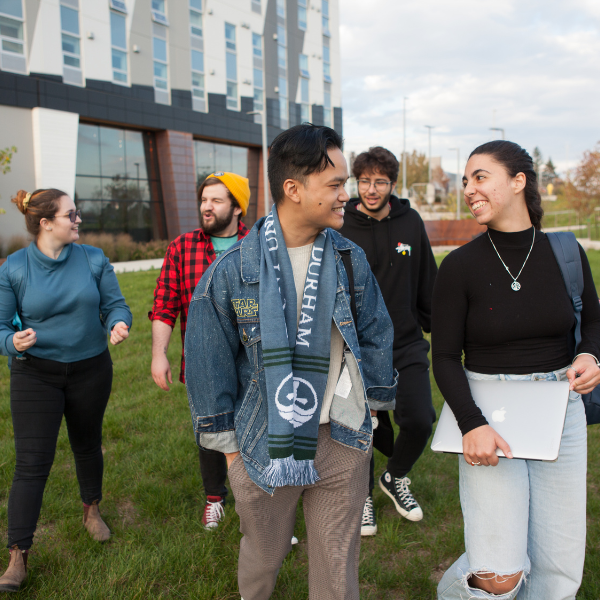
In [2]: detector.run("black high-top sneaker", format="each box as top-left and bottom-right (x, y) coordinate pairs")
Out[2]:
(379, 471), (423, 521)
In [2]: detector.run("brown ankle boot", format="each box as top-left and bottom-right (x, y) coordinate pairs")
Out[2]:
(0, 546), (28, 592)
(83, 501), (111, 542)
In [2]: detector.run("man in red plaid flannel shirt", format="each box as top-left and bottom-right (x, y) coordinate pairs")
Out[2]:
(149, 172), (250, 529)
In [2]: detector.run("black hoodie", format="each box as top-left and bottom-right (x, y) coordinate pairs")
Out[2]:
(340, 196), (438, 367)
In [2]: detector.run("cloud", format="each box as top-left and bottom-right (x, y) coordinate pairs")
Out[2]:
(339, 0), (600, 174)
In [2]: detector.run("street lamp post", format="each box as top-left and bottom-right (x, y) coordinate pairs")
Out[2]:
(247, 109), (270, 218)
(490, 127), (505, 140)
(401, 97), (408, 198)
(424, 125), (434, 183)
(449, 148), (460, 219)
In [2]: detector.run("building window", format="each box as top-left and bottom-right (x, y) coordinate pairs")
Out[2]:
(252, 32), (263, 123)
(277, 44), (286, 69)
(74, 123), (167, 241)
(251, 0), (261, 14)
(276, 0), (285, 19)
(194, 140), (259, 225)
(188, 0), (205, 111)
(153, 23), (169, 102)
(298, 0), (307, 30)
(299, 53), (309, 78)
(0, 0), (26, 73)
(323, 81), (332, 127)
(322, 0), (330, 36)
(323, 35), (331, 83)
(191, 50), (204, 97)
(300, 77), (309, 122)
(275, 0), (288, 128)
(110, 10), (127, 84)
(60, 0), (82, 85)
(252, 32), (262, 59)
(151, 0), (168, 25)
(189, 0), (202, 37)
(225, 22), (237, 110)
(0, 0), (24, 55)
(299, 54), (310, 122)
(276, 24), (286, 47)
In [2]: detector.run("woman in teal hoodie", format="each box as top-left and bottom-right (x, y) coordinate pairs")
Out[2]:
(0, 188), (132, 592)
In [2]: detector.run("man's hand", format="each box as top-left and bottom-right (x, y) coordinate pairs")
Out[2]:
(567, 355), (600, 395)
(13, 328), (37, 353)
(151, 320), (175, 391)
(462, 424), (513, 467)
(152, 353), (173, 391)
(225, 451), (240, 469)
(110, 322), (130, 345)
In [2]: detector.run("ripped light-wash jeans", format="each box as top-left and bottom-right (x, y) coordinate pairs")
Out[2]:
(438, 366), (587, 600)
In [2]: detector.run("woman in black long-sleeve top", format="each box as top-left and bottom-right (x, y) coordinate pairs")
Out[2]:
(432, 141), (600, 600)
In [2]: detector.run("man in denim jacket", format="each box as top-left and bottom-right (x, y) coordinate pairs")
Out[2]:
(185, 124), (397, 600)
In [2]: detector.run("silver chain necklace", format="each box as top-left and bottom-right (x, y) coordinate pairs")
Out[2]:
(488, 228), (535, 291)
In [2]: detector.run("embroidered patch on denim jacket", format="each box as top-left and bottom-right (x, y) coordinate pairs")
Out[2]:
(232, 298), (259, 318)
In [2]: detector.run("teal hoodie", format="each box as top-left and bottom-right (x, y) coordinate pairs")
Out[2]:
(0, 242), (132, 362)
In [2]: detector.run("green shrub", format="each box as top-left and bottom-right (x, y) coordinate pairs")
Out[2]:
(4, 235), (29, 257)
(77, 232), (169, 262)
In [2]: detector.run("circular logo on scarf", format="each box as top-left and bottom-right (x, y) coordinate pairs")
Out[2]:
(275, 373), (318, 428)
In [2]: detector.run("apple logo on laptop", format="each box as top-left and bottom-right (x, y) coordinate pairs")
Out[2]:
(492, 407), (506, 423)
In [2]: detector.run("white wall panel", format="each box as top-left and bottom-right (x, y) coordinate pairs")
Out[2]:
(304, 2), (324, 107)
(32, 108), (79, 198)
(28, 0), (63, 77)
(80, 0), (112, 82)
(0, 107), (35, 243)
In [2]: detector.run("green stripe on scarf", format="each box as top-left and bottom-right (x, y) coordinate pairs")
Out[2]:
(259, 207), (336, 488)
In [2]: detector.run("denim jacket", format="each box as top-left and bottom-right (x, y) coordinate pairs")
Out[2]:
(185, 219), (398, 494)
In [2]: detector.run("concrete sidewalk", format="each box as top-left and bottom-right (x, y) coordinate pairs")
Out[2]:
(112, 258), (164, 273)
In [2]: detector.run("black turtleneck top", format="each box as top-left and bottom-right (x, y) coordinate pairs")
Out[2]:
(432, 227), (600, 436)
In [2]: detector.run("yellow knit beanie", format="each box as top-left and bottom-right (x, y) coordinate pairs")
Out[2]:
(206, 172), (251, 216)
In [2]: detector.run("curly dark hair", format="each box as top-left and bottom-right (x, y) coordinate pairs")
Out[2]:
(469, 141), (544, 230)
(352, 146), (399, 182)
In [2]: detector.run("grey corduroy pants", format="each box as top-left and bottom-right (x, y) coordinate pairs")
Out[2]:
(229, 424), (371, 600)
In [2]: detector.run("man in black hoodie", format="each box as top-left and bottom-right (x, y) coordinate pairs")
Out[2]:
(340, 146), (437, 535)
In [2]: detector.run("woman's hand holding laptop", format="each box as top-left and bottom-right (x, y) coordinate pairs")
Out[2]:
(462, 424), (513, 467)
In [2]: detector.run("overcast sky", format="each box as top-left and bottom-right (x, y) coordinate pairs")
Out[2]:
(339, 0), (600, 177)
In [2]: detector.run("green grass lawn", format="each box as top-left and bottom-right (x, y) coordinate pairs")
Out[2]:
(1, 252), (600, 599)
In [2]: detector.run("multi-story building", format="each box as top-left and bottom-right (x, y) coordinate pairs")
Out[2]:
(0, 0), (342, 242)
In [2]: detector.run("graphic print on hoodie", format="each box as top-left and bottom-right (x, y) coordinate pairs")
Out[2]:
(340, 196), (438, 367)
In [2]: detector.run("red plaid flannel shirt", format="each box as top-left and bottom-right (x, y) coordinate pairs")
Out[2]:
(149, 222), (249, 383)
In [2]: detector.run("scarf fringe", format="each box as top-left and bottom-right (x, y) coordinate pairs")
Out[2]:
(262, 456), (320, 488)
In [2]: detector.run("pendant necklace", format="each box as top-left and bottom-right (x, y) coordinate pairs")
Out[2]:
(488, 227), (535, 292)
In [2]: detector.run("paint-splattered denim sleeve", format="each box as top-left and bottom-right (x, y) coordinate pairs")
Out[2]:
(354, 252), (398, 410)
(185, 281), (241, 454)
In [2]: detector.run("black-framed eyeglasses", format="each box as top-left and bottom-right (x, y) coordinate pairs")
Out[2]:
(357, 179), (393, 193)
(56, 210), (82, 223)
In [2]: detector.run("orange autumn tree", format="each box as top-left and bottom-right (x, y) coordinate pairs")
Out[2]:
(566, 142), (600, 222)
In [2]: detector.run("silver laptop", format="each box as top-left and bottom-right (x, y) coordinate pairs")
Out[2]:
(431, 380), (571, 461)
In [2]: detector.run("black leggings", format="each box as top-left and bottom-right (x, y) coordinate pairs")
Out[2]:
(7, 349), (113, 549)
(198, 448), (228, 501)
(370, 360), (436, 491)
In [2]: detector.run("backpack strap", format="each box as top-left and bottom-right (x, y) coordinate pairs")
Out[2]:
(6, 247), (28, 308)
(80, 244), (104, 287)
(546, 231), (583, 353)
(338, 248), (358, 327)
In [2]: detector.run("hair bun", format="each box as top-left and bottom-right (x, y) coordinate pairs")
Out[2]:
(11, 190), (30, 214)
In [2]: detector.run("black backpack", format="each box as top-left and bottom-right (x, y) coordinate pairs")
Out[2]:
(547, 232), (600, 425)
